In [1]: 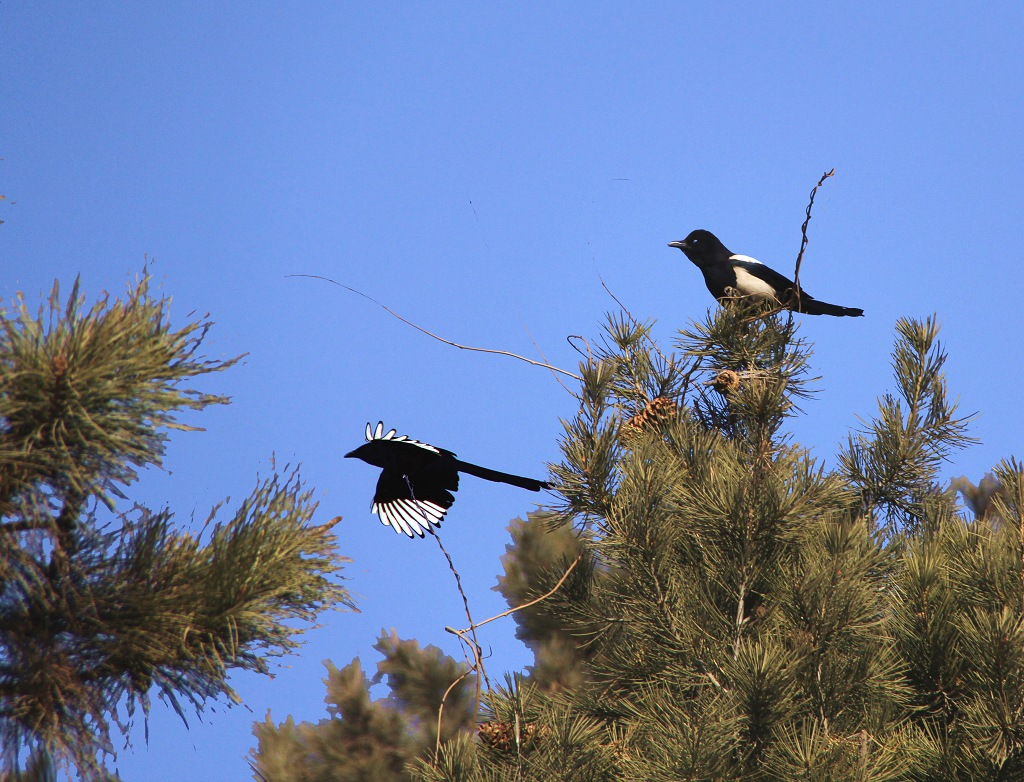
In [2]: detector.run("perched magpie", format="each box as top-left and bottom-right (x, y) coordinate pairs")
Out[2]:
(668, 229), (864, 317)
(345, 422), (550, 538)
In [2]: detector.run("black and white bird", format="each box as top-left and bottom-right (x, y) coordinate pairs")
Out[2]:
(668, 229), (864, 317)
(345, 422), (550, 538)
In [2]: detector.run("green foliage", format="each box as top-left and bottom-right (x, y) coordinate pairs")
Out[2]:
(373, 631), (477, 749)
(840, 316), (975, 534)
(253, 658), (413, 782)
(0, 276), (236, 510)
(890, 461), (1024, 780)
(0, 275), (350, 777)
(497, 514), (590, 691)
(258, 299), (1024, 782)
(252, 632), (475, 782)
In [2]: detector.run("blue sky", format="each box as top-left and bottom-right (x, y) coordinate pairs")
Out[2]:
(4, 3), (1023, 779)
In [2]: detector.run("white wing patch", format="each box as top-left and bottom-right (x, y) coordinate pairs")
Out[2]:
(364, 421), (440, 453)
(729, 254), (763, 265)
(372, 498), (447, 538)
(731, 266), (780, 299)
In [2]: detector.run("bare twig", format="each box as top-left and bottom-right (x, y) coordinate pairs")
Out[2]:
(442, 625), (484, 732)
(429, 528), (489, 717)
(435, 667), (475, 756)
(598, 275), (672, 367)
(440, 554), (582, 748)
(519, 319), (577, 398)
(678, 353), (706, 408)
(566, 335), (593, 363)
(397, 474), (489, 718)
(287, 274), (581, 381)
(791, 168), (836, 312)
(450, 554), (582, 635)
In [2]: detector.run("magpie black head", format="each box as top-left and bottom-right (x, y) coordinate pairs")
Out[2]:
(344, 441), (381, 465)
(667, 229), (732, 268)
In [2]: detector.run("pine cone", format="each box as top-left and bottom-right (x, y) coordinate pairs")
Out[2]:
(478, 720), (545, 751)
(706, 369), (741, 396)
(620, 395), (677, 440)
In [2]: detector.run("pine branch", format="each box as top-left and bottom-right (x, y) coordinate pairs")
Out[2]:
(0, 274), (349, 776)
(840, 315), (976, 531)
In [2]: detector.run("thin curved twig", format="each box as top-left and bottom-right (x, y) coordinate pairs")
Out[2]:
(566, 335), (593, 363)
(429, 527), (489, 719)
(450, 554), (582, 635)
(435, 667), (475, 756)
(598, 275), (671, 366)
(398, 475), (488, 719)
(443, 624), (485, 728)
(519, 319), (577, 397)
(439, 555), (582, 744)
(287, 274), (581, 381)
(790, 168), (836, 315)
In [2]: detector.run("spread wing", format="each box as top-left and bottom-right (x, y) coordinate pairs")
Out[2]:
(371, 468), (457, 538)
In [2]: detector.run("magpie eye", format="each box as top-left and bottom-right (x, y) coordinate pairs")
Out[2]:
(691, 237), (700, 245)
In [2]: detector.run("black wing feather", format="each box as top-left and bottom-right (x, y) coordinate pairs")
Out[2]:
(372, 468), (457, 537)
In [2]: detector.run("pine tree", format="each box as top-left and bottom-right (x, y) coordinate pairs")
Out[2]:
(496, 513), (588, 692)
(0, 275), (350, 777)
(252, 631), (477, 782)
(420, 302), (1023, 781)
(257, 299), (1024, 782)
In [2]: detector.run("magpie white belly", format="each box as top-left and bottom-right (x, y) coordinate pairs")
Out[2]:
(732, 266), (779, 299)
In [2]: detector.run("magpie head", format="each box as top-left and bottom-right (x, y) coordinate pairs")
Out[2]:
(346, 439), (411, 471)
(344, 441), (377, 465)
(668, 229), (730, 267)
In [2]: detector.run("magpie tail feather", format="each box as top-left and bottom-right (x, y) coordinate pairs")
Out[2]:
(797, 298), (864, 317)
(453, 460), (550, 491)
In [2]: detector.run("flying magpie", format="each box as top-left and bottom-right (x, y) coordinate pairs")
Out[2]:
(668, 229), (864, 317)
(345, 422), (550, 538)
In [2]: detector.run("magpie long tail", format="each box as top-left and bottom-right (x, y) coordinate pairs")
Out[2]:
(798, 298), (864, 317)
(454, 460), (550, 491)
